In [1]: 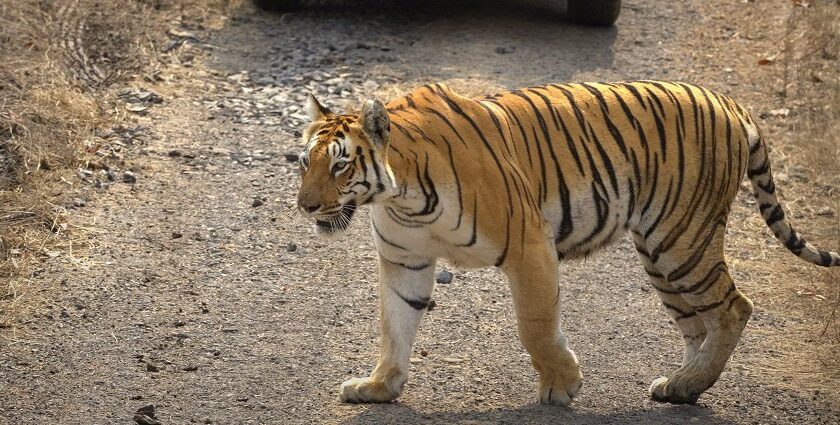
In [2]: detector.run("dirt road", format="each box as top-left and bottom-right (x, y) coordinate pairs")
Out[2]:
(2, 1), (839, 424)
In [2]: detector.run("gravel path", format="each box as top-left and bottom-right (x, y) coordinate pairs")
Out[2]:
(2, 1), (838, 424)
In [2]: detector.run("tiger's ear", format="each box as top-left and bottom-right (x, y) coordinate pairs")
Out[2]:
(360, 99), (390, 149)
(307, 94), (332, 121)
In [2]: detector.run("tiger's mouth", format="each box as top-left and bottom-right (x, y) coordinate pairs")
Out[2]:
(314, 201), (357, 234)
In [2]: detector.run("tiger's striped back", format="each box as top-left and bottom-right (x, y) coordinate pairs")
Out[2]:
(383, 81), (839, 268)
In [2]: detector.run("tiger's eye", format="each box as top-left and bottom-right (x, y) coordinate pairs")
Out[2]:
(332, 160), (348, 175)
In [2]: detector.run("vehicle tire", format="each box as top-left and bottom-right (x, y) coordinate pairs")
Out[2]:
(567, 0), (621, 27)
(252, 0), (303, 11)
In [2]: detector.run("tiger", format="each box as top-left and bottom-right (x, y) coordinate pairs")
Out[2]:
(294, 81), (840, 405)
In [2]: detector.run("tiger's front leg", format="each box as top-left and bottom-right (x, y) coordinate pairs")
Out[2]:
(504, 237), (583, 406)
(338, 254), (436, 403)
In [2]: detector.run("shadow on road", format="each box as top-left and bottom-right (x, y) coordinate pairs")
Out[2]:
(212, 1), (618, 90)
(341, 401), (737, 425)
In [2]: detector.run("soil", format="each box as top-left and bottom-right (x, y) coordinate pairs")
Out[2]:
(2, 1), (839, 424)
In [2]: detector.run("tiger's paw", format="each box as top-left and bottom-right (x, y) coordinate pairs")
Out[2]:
(538, 368), (583, 406)
(338, 376), (401, 404)
(649, 376), (701, 404)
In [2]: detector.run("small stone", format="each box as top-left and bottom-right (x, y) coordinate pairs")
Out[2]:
(123, 171), (137, 183)
(171, 232), (183, 239)
(73, 198), (86, 207)
(60, 309), (70, 319)
(252, 198), (264, 208)
(168, 150), (182, 157)
(134, 415), (160, 425)
(286, 243), (297, 253)
(494, 46), (514, 54)
(183, 364), (199, 371)
(146, 363), (160, 372)
(420, 349), (429, 357)
(126, 105), (148, 114)
(134, 405), (159, 425)
(427, 299), (437, 311)
(283, 153), (300, 163)
(136, 405), (156, 417)
(174, 319), (186, 327)
(435, 270), (454, 284)
(817, 206), (836, 217)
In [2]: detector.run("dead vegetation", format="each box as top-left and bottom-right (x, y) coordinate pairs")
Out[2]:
(0, 0), (238, 326)
(789, 0), (840, 379)
(739, 0), (840, 390)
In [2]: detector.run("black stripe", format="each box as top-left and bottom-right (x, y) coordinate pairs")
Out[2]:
(383, 257), (431, 271)
(666, 222), (720, 282)
(372, 216), (408, 250)
(784, 231), (805, 254)
(397, 293), (430, 310)
(681, 261), (727, 294)
(819, 250), (833, 267)
(757, 178), (775, 194)
(695, 283), (737, 313)
(455, 196), (478, 247)
(663, 301), (696, 320)
(764, 205), (785, 226)
(749, 139), (762, 155)
(747, 162), (769, 179)
(579, 83), (630, 160)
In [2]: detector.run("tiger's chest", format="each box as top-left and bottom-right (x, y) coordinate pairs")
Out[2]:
(370, 204), (498, 268)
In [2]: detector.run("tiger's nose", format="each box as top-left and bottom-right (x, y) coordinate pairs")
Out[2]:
(300, 202), (321, 214)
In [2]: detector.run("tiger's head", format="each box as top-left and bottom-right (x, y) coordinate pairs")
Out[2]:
(296, 94), (394, 236)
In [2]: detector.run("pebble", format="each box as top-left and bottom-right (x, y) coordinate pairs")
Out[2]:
(123, 171), (137, 183)
(134, 405), (160, 425)
(252, 198), (265, 208)
(286, 243), (297, 253)
(171, 231), (183, 239)
(284, 153), (300, 162)
(435, 270), (454, 284)
(134, 415), (160, 425)
(816, 206), (836, 217)
(73, 198), (86, 208)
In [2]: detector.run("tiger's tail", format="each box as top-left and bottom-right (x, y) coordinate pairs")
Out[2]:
(746, 120), (840, 267)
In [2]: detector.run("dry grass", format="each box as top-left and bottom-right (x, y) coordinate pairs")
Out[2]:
(743, 0), (840, 389)
(0, 0), (239, 326)
(793, 0), (840, 378)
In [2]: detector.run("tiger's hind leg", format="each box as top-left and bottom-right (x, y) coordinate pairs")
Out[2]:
(633, 233), (707, 366)
(640, 221), (753, 404)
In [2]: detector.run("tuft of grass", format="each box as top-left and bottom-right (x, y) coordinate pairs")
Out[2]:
(0, 0), (239, 326)
(756, 0), (840, 388)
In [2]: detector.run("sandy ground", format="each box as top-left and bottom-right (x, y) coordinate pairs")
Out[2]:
(2, 1), (839, 424)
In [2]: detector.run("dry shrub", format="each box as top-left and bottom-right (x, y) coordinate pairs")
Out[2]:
(0, 0), (239, 326)
(763, 0), (840, 385)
